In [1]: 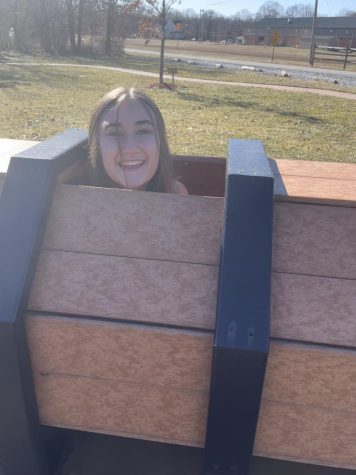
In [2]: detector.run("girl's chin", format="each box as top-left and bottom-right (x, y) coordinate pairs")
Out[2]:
(116, 176), (149, 191)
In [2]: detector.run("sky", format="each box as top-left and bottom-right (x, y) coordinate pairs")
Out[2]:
(176, 0), (356, 18)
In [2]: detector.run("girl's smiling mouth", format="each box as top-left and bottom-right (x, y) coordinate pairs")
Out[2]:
(119, 160), (145, 170)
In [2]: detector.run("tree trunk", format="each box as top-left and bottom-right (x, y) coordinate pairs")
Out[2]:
(159, 37), (165, 84)
(105, 0), (115, 55)
(33, 0), (53, 53)
(159, 0), (166, 85)
(77, 0), (85, 53)
(66, 0), (76, 53)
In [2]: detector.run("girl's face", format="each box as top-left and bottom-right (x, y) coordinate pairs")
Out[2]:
(99, 98), (160, 190)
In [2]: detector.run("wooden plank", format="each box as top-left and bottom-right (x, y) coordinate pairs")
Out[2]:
(173, 157), (356, 199)
(43, 185), (223, 265)
(272, 159), (356, 181)
(273, 202), (356, 279)
(26, 315), (356, 469)
(27, 315), (212, 446)
(42, 189), (356, 279)
(274, 174), (356, 207)
(271, 272), (356, 347)
(255, 401), (356, 469)
(255, 342), (356, 469)
(28, 250), (356, 346)
(28, 250), (218, 329)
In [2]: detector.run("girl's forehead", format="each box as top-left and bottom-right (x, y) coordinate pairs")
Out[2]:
(101, 99), (152, 125)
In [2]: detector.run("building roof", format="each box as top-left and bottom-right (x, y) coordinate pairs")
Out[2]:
(248, 16), (356, 30)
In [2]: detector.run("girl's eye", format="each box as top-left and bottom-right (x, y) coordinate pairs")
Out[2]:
(106, 130), (124, 137)
(137, 128), (153, 135)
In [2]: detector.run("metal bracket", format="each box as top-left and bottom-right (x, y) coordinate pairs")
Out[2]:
(0, 129), (87, 475)
(203, 140), (274, 475)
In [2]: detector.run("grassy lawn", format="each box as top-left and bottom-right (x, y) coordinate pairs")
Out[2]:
(0, 63), (355, 163)
(4, 51), (356, 94)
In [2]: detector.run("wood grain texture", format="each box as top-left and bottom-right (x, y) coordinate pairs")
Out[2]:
(273, 202), (356, 279)
(26, 315), (356, 468)
(42, 187), (356, 279)
(43, 185), (223, 265)
(29, 250), (218, 329)
(28, 249), (356, 346)
(256, 343), (356, 469)
(272, 159), (356, 181)
(274, 174), (356, 207)
(271, 272), (356, 347)
(27, 315), (212, 446)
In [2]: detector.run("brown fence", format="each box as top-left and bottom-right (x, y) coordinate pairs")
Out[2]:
(311, 44), (356, 69)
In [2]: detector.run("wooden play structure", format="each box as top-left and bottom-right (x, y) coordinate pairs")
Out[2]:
(0, 130), (355, 475)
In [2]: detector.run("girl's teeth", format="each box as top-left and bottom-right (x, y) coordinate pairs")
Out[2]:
(122, 161), (144, 167)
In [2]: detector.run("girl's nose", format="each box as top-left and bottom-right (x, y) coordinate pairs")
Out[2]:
(120, 134), (138, 153)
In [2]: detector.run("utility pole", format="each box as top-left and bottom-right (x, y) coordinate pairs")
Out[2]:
(309, 0), (318, 65)
(200, 9), (205, 41)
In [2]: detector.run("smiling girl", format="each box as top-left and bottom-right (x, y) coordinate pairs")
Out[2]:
(88, 87), (187, 194)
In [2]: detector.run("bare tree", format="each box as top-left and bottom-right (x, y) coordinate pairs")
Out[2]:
(234, 9), (254, 22)
(31, 0), (70, 53)
(66, 0), (77, 52)
(144, 0), (180, 85)
(256, 1), (284, 19)
(285, 3), (313, 18)
(339, 9), (356, 17)
(102, 0), (138, 55)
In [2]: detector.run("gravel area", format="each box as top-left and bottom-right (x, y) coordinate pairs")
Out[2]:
(204, 60), (356, 87)
(127, 48), (356, 88)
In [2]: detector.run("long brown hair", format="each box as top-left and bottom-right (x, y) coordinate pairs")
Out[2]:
(88, 87), (175, 192)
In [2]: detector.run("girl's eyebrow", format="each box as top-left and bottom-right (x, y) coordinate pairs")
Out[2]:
(135, 119), (153, 126)
(103, 119), (153, 128)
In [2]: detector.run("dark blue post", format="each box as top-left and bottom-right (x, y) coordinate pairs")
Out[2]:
(0, 129), (87, 475)
(203, 140), (274, 475)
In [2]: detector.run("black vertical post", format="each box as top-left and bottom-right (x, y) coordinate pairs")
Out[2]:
(203, 140), (274, 475)
(0, 129), (87, 475)
(343, 47), (349, 69)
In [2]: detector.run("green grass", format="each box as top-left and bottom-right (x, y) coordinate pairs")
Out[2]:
(4, 51), (356, 94)
(0, 63), (355, 163)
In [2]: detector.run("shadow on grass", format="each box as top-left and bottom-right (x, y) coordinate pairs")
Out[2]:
(175, 89), (325, 124)
(0, 64), (88, 90)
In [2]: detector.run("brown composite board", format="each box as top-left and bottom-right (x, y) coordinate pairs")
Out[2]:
(255, 343), (356, 468)
(28, 315), (212, 446)
(28, 249), (356, 346)
(272, 159), (356, 181)
(29, 250), (219, 330)
(42, 186), (356, 279)
(274, 174), (356, 207)
(27, 314), (356, 469)
(43, 185), (223, 265)
(270, 272), (356, 347)
(272, 202), (356, 280)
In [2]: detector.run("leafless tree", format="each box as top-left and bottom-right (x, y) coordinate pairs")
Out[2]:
(256, 1), (284, 19)
(144, 0), (180, 84)
(100, 0), (138, 55)
(339, 9), (356, 17)
(285, 3), (313, 18)
(234, 9), (254, 22)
